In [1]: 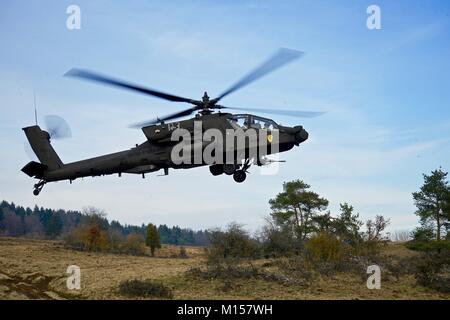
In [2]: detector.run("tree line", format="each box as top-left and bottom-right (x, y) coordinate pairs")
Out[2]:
(1, 167), (448, 252)
(0, 201), (211, 246)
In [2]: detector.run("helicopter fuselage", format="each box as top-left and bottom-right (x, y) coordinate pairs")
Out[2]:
(22, 113), (308, 190)
(22, 48), (321, 195)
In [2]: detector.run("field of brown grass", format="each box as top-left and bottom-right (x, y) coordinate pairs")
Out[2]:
(0, 237), (448, 300)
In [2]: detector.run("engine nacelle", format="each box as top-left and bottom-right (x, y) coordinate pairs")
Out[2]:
(142, 124), (172, 143)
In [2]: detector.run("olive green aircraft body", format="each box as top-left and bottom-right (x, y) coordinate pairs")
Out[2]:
(21, 48), (321, 195)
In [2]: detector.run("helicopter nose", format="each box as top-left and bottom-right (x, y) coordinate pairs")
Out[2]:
(294, 126), (309, 144)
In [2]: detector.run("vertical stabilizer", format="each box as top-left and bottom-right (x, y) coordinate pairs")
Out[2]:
(23, 125), (63, 170)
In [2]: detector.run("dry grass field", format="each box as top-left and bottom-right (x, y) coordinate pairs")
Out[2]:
(0, 236), (448, 300)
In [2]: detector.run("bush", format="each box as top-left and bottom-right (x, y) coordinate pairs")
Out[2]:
(108, 228), (125, 252)
(353, 239), (386, 258)
(207, 223), (260, 264)
(380, 255), (418, 281)
(119, 233), (147, 256)
(170, 246), (189, 258)
(63, 229), (85, 250)
(414, 252), (450, 293)
(305, 232), (346, 264)
(275, 256), (315, 284)
(406, 240), (450, 252)
(259, 225), (300, 257)
(187, 263), (303, 287)
(187, 264), (259, 281)
(64, 225), (110, 252)
(412, 226), (435, 242)
(65, 227), (148, 255)
(118, 279), (173, 299)
(179, 246), (188, 258)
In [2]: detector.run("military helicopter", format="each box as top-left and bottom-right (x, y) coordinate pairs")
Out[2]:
(22, 48), (323, 195)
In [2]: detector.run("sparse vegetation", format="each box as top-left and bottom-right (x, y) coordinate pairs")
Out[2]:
(118, 279), (174, 299)
(0, 236), (449, 299)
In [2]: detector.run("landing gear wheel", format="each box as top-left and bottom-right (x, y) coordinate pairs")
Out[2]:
(233, 170), (246, 183)
(33, 189), (40, 196)
(209, 164), (224, 176)
(223, 164), (237, 175)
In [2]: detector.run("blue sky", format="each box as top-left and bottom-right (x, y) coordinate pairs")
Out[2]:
(1, 0), (449, 232)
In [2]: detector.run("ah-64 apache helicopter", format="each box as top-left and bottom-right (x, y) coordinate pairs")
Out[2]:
(22, 48), (323, 195)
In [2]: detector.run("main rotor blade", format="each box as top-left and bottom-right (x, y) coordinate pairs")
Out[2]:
(129, 106), (200, 128)
(65, 68), (195, 103)
(218, 105), (325, 118)
(215, 48), (304, 102)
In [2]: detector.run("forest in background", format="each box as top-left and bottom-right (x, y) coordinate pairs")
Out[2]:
(0, 200), (211, 246)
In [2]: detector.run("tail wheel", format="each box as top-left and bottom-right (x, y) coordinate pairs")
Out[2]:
(33, 180), (46, 196)
(233, 170), (246, 183)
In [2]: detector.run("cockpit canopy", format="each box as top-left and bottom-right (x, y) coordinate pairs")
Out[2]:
(227, 114), (279, 130)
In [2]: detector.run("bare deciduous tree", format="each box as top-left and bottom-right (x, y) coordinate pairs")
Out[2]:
(366, 215), (390, 241)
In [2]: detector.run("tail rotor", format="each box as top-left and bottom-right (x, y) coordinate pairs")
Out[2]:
(44, 115), (72, 140)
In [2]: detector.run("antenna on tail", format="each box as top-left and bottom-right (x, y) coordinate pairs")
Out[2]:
(33, 91), (38, 126)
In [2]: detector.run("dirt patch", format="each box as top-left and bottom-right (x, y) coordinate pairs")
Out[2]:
(0, 271), (69, 300)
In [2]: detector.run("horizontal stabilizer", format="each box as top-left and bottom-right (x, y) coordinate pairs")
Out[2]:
(21, 161), (47, 178)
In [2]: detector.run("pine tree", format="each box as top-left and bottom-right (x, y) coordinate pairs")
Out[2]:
(146, 224), (161, 256)
(45, 214), (63, 238)
(413, 168), (450, 241)
(333, 203), (363, 244)
(269, 180), (329, 240)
